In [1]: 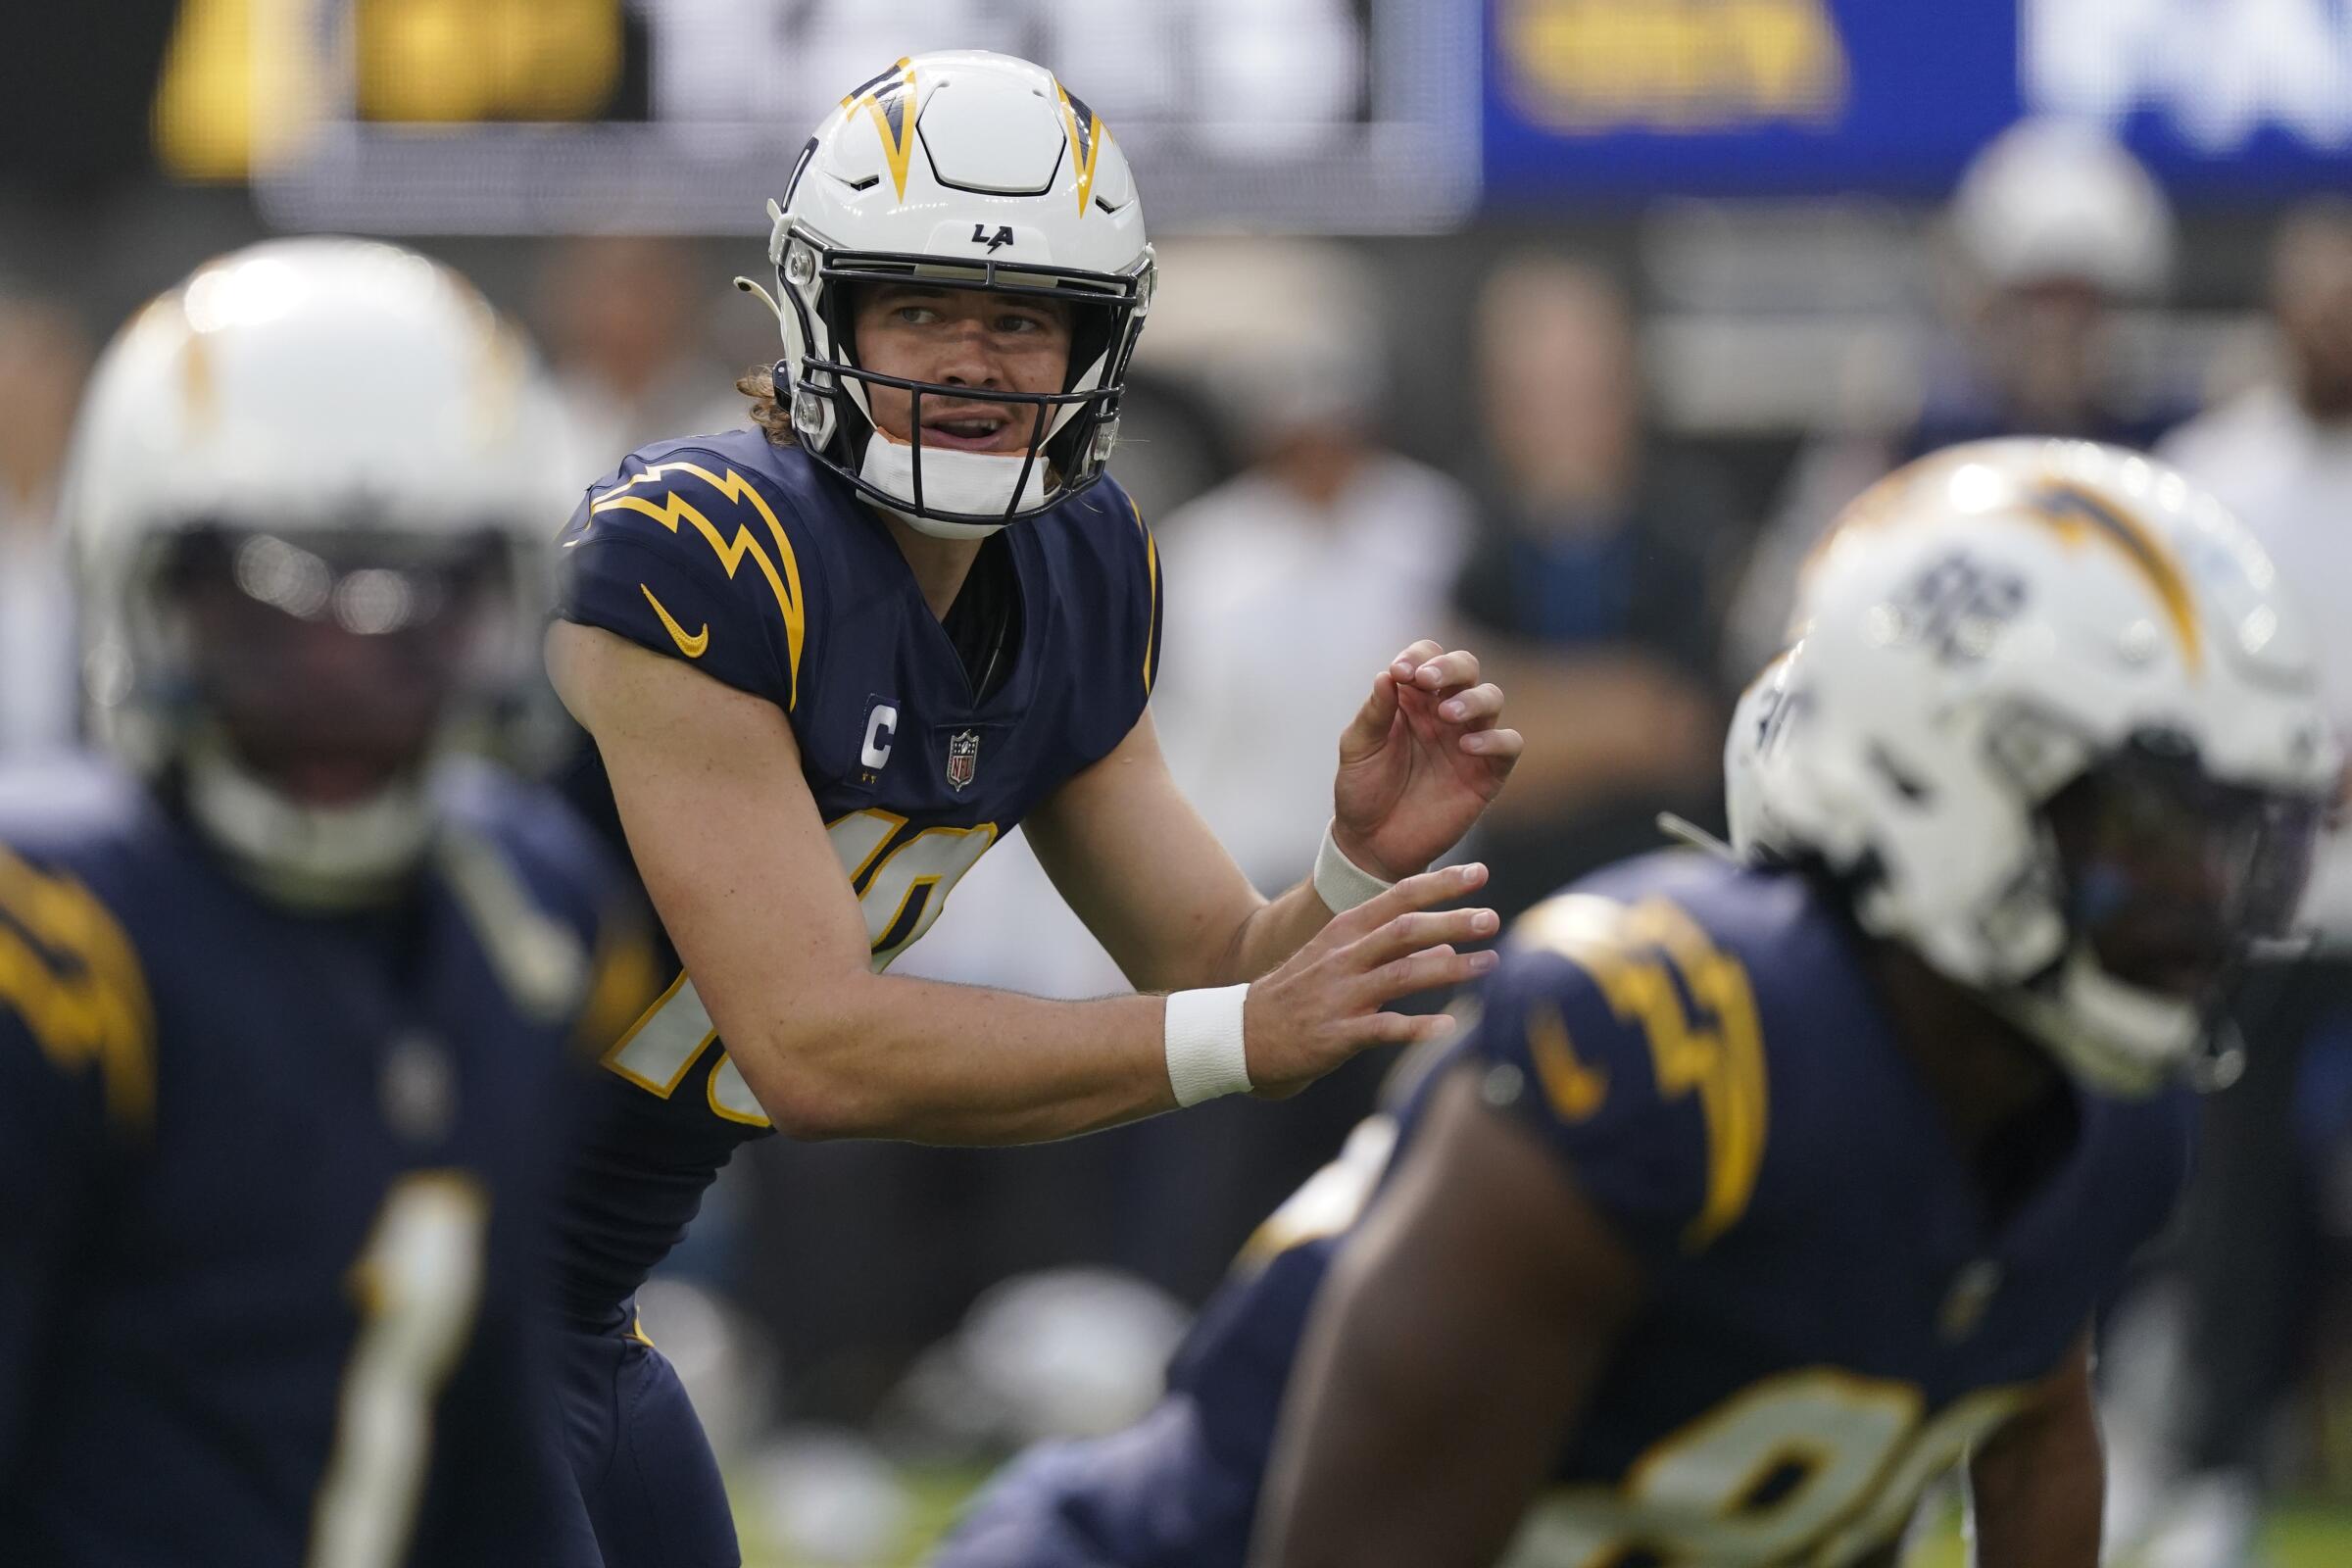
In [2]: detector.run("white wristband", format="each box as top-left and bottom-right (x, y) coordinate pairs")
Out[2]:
(1313, 820), (1396, 914)
(1164, 984), (1253, 1107)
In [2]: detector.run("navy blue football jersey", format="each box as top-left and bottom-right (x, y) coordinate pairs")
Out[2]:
(551, 427), (1160, 1316)
(939, 852), (2195, 1568)
(0, 757), (649, 1566)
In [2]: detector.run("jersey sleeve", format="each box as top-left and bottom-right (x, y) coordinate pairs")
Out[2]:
(1460, 891), (1770, 1267)
(1137, 497), (1164, 708)
(1061, 475), (1163, 763)
(555, 446), (820, 713)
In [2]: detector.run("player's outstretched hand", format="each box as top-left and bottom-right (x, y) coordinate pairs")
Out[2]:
(1330, 640), (1523, 881)
(1243, 861), (1499, 1099)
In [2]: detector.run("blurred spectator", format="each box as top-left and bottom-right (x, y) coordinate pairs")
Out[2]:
(2108, 202), (2352, 1568)
(1725, 119), (2185, 678)
(1150, 240), (1473, 888)
(0, 294), (90, 755)
(2162, 202), (2352, 866)
(531, 235), (748, 477)
(1452, 256), (1736, 919)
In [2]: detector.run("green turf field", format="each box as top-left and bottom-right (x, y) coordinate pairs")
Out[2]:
(739, 1471), (2352, 1567)
(1904, 1501), (2352, 1568)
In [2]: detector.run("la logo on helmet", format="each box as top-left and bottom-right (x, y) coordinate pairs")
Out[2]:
(970, 223), (1015, 253)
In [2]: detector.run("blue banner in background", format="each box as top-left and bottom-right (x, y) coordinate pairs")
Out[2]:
(1482, 0), (2352, 206)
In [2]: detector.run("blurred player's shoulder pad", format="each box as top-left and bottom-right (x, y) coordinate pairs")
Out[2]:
(1469, 848), (2196, 1273)
(431, 757), (659, 1043)
(0, 756), (185, 1133)
(1463, 850), (1838, 1267)
(433, 757), (631, 926)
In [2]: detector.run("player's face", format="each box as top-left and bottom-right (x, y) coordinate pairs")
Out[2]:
(169, 528), (513, 807)
(850, 284), (1074, 456)
(2046, 744), (2322, 1003)
(1984, 279), (2107, 423)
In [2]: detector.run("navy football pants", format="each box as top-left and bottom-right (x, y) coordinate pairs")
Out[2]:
(541, 1309), (741, 1568)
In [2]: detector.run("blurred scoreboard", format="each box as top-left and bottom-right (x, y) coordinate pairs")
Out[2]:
(1485, 0), (2352, 205)
(218, 0), (1480, 235)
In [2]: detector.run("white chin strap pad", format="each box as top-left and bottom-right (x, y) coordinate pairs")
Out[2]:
(184, 740), (434, 908)
(858, 433), (1047, 540)
(1999, 946), (2201, 1099)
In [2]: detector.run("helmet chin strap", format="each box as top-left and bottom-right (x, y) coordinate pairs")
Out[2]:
(181, 732), (434, 909)
(858, 432), (1047, 541)
(1995, 945), (2200, 1100)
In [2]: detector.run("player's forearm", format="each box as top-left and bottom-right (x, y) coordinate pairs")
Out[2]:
(1256, 1271), (1553, 1568)
(1214, 877), (1338, 987)
(1967, 1348), (2103, 1568)
(729, 975), (1177, 1145)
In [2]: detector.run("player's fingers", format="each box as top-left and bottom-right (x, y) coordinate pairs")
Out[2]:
(1358, 944), (1500, 1006)
(1348, 904), (1499, 968)
(1409, 648), (1481, 692)
(1340, 669), (1400, 755)
(1323, 861), (1489, 943)
(1387, 639), (1445, 680)
(1461, 725), (1525, 759)
(1361, 1008), (1462, 1047)
(1436, 682), (1504, 726)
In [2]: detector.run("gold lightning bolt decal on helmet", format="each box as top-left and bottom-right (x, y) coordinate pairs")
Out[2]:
(2023, 481), (2204, 676)
(842, 58), (920, 202)
(1054, 81), (1107, 215)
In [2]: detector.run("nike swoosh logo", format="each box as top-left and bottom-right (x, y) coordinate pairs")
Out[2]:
(640, 584), (710, 660)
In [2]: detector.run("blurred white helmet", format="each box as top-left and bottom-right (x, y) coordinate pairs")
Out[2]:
(760, 51), (1153, 539)
(1742, 439), (2337, 1096)
(60, 237), (570, 906)
(1950, 119), (2175, 297)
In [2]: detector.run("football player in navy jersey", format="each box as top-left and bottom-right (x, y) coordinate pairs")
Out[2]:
(929, 439), (2342, 1568)
(0, 238), (651, 1567)
(545, 48), (1520, 1568)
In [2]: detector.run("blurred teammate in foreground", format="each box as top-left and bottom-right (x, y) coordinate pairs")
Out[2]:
(933, 439), (2338, 1568)
(543, 50), (1517, 1566)
(0, 238), (645, 1566)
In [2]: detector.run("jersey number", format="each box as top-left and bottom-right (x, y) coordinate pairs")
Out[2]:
(601, 809), (996, 1124)
(1504, 1369), (2029, 1567)
(308, 1172), (490, 1568)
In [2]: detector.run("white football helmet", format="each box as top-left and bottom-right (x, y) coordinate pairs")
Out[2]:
(60, 237), (571, 906)
(1740, 439), (2338, 1096)
(760, 51), (1153, 539)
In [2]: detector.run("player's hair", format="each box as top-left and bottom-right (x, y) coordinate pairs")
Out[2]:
(736, 364), (796, 447)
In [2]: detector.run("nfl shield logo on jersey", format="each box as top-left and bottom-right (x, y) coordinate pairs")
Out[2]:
(946, 730), (981, 791)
